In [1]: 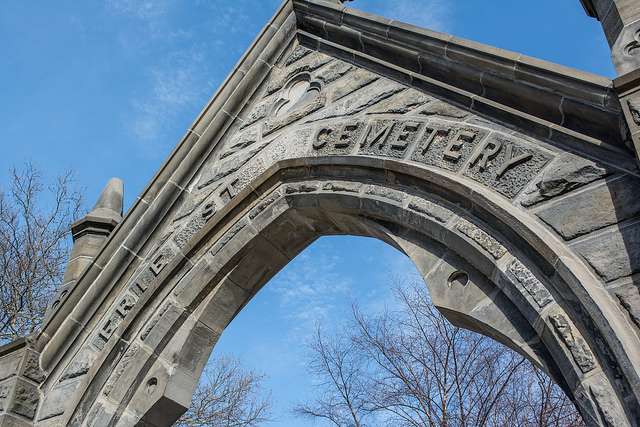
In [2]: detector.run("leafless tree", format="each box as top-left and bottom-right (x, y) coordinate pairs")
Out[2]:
(176, 354), (274, 426)
(0, 161), (83, 343)
(296, 280), (584, 427)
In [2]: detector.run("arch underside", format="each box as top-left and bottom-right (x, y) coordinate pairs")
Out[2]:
(59, 157), (634, 426)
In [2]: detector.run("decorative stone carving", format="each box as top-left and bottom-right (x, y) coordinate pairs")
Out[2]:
(506, 259), (553, 308)
(549, 313), (596, 373)
(455, 218), (507, 260)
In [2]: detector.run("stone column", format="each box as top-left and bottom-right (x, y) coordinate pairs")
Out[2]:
(581, 0), (640, 161)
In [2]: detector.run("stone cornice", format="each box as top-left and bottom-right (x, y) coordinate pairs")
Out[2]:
(294, 0), (631, 162)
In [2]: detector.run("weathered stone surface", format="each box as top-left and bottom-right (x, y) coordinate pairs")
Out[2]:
(310, 78), (406, 121)
(589, 382), (628, 427)
(367, 90), (432, 114)
(284, 45), (313, 67)
(0, 380), (13, 412)
(573, 222), (640, 282)
(9, 379), (38, 420)
(407, 196), (454, 224)
(506, 259), (553, 308)
(197, 142), (269, 190)
(549, 313), (597, 373)
(536, 175), (640, 240)
(411, 123), (486, 173)
(463, 136), (552, 199)
(616, 286), (640, 329)
(20, 351), (44, 384)
(418, 99), (470, 119)
(263, 89), (326, 136)
(0, 354), (22, 383)
(519, 153), (611, 207)
(219, 128), (259, 160)
(455, 218), (507, 260)
(59, 350), (94, 382)
(314, 60), (353, 84)
(329, 68), (378, 102)
(103, 344), (141, 398)
(174, 200), (216, 248)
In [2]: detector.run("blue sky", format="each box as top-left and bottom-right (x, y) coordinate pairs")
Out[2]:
(0, 0), (616, 425)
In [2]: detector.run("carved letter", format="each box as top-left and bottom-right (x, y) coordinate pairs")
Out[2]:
(469, 139), (502, 170)
(202, 201), (216, 221)
(115, 294), (136, 318)
(150, 254), (168, 276)
(496, 144), (532, 177)
(360, 122), (393, 149)
(129, 280), (148, 298)
(220, 180), (238, 203)
(389, 121), (420, 151)
(420, 126), (449, 154)
(313, 128), (332, 149)
(335, 123), (359, 149)
(443, 130), (475, 161)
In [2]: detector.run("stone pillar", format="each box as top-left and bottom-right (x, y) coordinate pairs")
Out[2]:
(580, 0), (640, 74)
(42, 178), (124, 322)
(581, 0), (640, 161)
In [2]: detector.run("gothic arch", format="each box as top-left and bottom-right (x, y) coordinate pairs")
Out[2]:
(1, 1), (639, 426)
(57, 156), (638, 425)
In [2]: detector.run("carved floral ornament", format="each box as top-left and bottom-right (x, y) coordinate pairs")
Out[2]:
(271, 73), (322, 118)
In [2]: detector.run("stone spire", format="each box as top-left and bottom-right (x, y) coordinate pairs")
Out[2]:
(43, 178), (124, 319)
(72, 177), (124, 240)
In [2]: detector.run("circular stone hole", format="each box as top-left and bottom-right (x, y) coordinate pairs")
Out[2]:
(146, 377), (158, 394)
(447, 270), (469, 287)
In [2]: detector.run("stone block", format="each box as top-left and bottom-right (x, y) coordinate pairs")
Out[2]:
(39, 381), (82, 421)
(0, 379), (16, 413)
(8, 379), (38, 420)
(226, 235), (291, 293)
(0, 354), (22, 383)
(19, 350), (44, 384)
(172, 256), (226, 310)
(175, 323), (218, 376)
(196, 279), (249, 335)
(518, 153), (611, 207)
(572, 221), (640, 282)
(139, 302), (187, 352)
(256, 207), (329, 258)
(536, 175), (640, 240)
(59, 349), (95, 383)
(100, 344), (150, 404)
(0, 413), (33, 426)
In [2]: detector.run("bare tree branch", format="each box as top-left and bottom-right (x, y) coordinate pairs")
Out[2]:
(0, 161), (84, 343)
(176, 354), (273, 426)
(296, 279), (584, 427)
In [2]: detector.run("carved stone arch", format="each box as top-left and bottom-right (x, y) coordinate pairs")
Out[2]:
(1, 0), (639, 426)
(56, 157), (630, 425)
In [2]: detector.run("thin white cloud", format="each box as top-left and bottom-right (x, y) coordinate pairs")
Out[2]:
(351, 0), (451, 34)
(106, 0), (164, 22)
(129, 48), (214, 155)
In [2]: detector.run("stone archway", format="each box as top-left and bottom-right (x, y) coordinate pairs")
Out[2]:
(63, 156), (636, 426)
(1, 0), (639, 426)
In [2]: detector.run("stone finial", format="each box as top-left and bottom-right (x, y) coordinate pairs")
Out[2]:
(90, 177), (124, 221)
(71, 177), (124, 240)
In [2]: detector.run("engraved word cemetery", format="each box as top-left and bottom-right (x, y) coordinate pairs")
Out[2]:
(1, 0), (640, 425)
